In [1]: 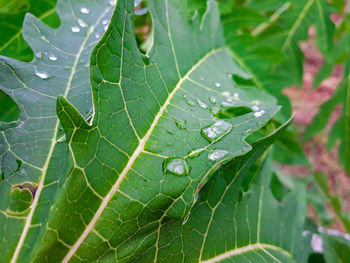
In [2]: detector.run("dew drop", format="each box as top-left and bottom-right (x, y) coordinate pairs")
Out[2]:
(254, 110), (265, 118)
(252, 105), (259, 111)
(35, 71), (49, 79)
(227, 73), (233, 78)
(186, 99), (195, 107)
(215, 82), (221, 87)
(201, 120), (233, 142)
(210, 106), (220, 115)
(95, 33), (100, 39)
(208, 149), (229, 161)
(233, 93), (239, 99)
(245, 128), (252, 133)
(35, 52), (43, 60)
(209, 96), (216, 104)
(49, 55), (57, 61)
(104, 25), (108, 32)
(71, 26), (80, 33)
(196, 98), (208, 109)
(163, 158), (188, 176)
(80, 7), (90, 14)
(102, 20), (109, 25)
(222, 91), (230, 97)
(175, 119), (187, 130)
(109, 0), (116, 5)
(78, 19), (88, 28)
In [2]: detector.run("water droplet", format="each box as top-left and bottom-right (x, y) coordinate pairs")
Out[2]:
(163, 158), (188, 176)
(209, 96), (216, 104)
(245, 129), (252, 133)
(210, 107), (220, 115)
(49, 55), (57, 61)
(215, 82), (221, 87)
(78, 19), (88, 28)
(102, 20), (109, 25)
(201, 120), (233, 142)
(221, 101), (236, 107)
(196, 98), (208, 109)
(222, 91), (230, 97)
(227, 73), (233, 78)
(200, 76), (204, 81)
(35, 71), (49, 79)
(254, 110), (265, 118)
(104, 25), (108, 32)
(186, 99), (195, 107)
(80, 7), (90, 14)
(109, 0), (116, 5)
(208, 149), (229, 161)
(95, 33), (101, 39)
(71, 26), (80, 33)
(252, 105), (259, 111)
(175, 119), (187, 130)
(233, 93), (239, 99)
(35, 52), (43, 60)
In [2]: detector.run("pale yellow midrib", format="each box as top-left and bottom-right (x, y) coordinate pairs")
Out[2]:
(62, 47), (226, 263)
(9, 6), (113, 263)
(200, 243), (293, 263)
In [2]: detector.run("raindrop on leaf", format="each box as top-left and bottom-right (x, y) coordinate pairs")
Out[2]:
(208, 149), (229, 161)
(163, 158), (189, 176)
(201, 120), (233, 142)
(71, 26), (80, 33)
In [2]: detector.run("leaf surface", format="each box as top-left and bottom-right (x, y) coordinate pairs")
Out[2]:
(14, 0), (282, 262)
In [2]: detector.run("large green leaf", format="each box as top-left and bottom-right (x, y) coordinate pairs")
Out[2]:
(0, 0), (115, 261)
(1, 0), (284, 261)
(0, 0), (59, 61)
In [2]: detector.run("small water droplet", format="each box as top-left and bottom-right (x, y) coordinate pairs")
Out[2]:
(227, 73), (233, 78)
(95, 33), (101, 39)
(233, 93), (239, 99)
(252, 105), (259, 111)
(245, 129), (252, 133)
(71, 26), (80, 33)
(222, 91), (230, 97)
(209, 96), (216, 104)
(201, 120), (233, 142)
(208, 149), (229, 161)
(196, 98), (208, 109)
(210, 106), (220, 115)
(254, 110), (265, 118)
(80, 7), (90, 14)
(175, 119), (187, 130)
(200, 76), (204, 81)
(102, 20), (109, 25)
(163, 158), (188, 176)
(35, 71), (49, 79)
(78, 19), (88, 28)
(215, 82), (221, 87)
(109, 0), (116, 5)
(186, 99), (195, 107)
(35, 52), (43, 60)
(49, 55), (57, 61)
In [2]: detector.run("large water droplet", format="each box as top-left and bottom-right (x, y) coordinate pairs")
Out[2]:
(201, 120), (233, 142)
(163, 158), (188, 176)
(215, 82), (221, 87)
(254, 110), (265, 118)
(196, 98), (208, 109)
(35, 71), (49, 79)
(71, 26), (80, 33)
(78, 19), (88, 28)
(49, 55), (57, 61)
(208, 149), (229, 161)
(80, 7), (90, 14)
(175, 119), (187, 130)
(209, 96), (216, 104)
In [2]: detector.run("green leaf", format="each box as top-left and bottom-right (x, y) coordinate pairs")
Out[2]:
(147, 120), (311, 262)
(0, 0), (115, 261)
(322, 233), (350, 263)
(0, 0), (59, 61)
(3, 0), (285, 261)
